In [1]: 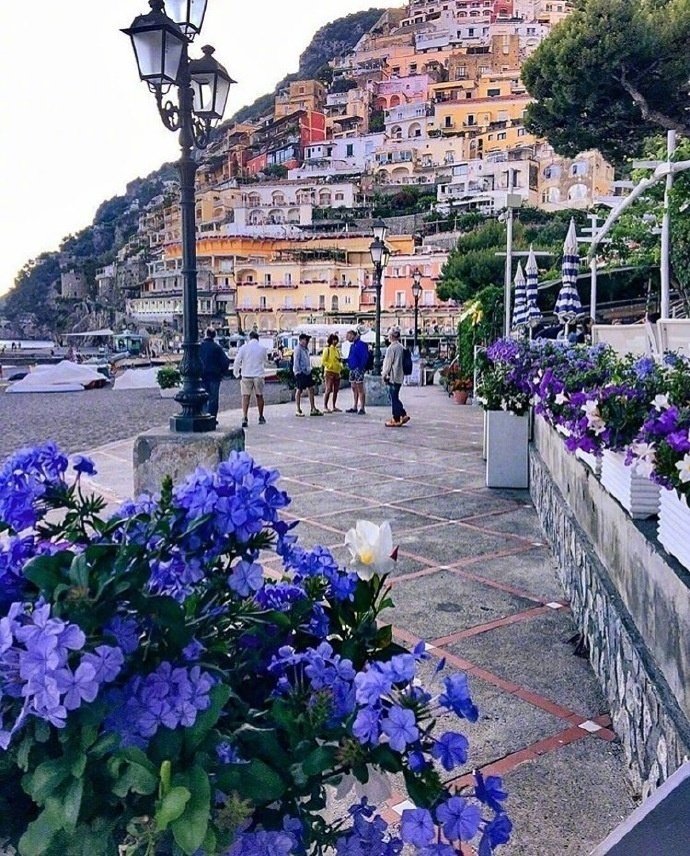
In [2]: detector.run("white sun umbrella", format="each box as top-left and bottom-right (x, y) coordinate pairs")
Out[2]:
(525, 245), (542, 326)
(511, 261), (528, 330)
(555, 219), (584, 323)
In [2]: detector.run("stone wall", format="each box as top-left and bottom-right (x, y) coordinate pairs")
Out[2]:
(530, 416), (690, 797)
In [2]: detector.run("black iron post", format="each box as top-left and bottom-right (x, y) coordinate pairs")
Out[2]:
(373, 259), (383, 376)
(413, 293), (420, 352)
(170, 50), (215, 432)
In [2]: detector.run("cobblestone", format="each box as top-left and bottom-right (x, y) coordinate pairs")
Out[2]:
(0, 379), (287, 459)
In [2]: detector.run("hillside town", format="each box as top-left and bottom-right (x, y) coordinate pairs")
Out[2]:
(49, 0), (617, 341)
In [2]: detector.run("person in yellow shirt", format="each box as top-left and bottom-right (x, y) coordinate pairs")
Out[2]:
(321, 333), (343, 413)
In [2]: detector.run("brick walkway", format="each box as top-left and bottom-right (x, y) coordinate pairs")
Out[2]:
(81, 385), (635, 855)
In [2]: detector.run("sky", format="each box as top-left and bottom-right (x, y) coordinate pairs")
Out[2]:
(0, 0), (402, 297)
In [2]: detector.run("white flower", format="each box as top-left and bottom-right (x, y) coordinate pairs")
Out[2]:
(555, 392), (569, 405)
(344, 520), (396, 580)
(675, 454), (690, 484)
(653, 394), (670, 411)
(581, 399), (599, 419)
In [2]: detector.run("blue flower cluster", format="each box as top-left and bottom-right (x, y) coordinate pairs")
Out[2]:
(281, 542), (359, 602)
(335, 800), (403, 855)
(104, 662), (214, 748)
(0, 602), (122, 747)
(0, 443), (68, 532)
(227, 828), (298, 855)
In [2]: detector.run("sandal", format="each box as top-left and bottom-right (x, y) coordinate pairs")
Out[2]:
(296, 411), (305, 417)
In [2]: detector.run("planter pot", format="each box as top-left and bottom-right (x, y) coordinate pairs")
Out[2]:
(576, 448), (602, 476)
(658, 488), (690, 570)
(453, 389), (469, 405)
(485, 410), (529, 489)
(600, 449), (660, 519)
(159, 387), (179, 398)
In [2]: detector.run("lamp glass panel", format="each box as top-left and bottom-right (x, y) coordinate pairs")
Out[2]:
(131, 28), (165, 79)
(370, 242), (384, 266)
(212, 74), (231, 119)
(162, 33), (184, 84)
(190, 78), (213, 114)
(165, 0), (208, 36)
(373, 219), (387, 242)
(382, 247), (391, 268)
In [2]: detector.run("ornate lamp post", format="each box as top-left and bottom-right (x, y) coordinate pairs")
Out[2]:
(411, 268), (422, 352)
(123, 0), (235, 432)
(369, 219), (390, 376)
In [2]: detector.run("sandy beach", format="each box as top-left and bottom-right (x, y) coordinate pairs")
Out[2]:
(0, 378), (287, 460)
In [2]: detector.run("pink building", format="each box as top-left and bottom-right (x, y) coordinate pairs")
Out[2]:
(374, 75), (430, 111)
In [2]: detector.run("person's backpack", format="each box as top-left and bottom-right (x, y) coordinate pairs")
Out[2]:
(402, 347), (413, 376)
(365, 349), (374, 372)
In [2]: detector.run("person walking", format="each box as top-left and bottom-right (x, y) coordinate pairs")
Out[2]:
(293, 334), (322, 417)
(345, 329), (368, 415)
(321, 333), (342, 412)
(233, 330), (267, 428)
(382, 329), (409, 428)
(200, 327), (230, 419)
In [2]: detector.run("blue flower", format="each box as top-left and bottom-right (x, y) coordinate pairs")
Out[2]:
(55, 662), (99, 710)
(435, 796), (481, 842)
(352, 707), (381, 745)
(382, 705), (418, 752)
(105, 617), (139, 655)
(354, 666), (392, 707)
(400, 808), (434, 848)
(72, 455), (97, 477)
(438, 673), (478, 722)
(227, 829), (297, 855)
(431, 731), (469, 771)
(478, 813), (513, 855)
(82, 645), (123, 684)
(228, 560), (264, 597)
(474, 770), (508, 813)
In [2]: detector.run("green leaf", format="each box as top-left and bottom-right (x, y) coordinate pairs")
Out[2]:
(23, 555), (66, 596)
(216, 759), (286, 804)
(302, 745), (338, 777)
(45, 778), (83, 830)
(155, 786), (191, 831)
(18, 805), (61, 856)
(23, 757), (72, 805)
(171, 766), (211, 854)
(68, 553), (90, 588)
(110, 749), (158, 798)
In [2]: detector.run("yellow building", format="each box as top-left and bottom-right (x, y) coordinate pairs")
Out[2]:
(274, 80), (327, 120)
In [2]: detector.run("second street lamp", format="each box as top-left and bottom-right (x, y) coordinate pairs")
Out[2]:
(123, 0), (235, 432)
(411, 268), (422, 353)
(369, 219), (390, 376)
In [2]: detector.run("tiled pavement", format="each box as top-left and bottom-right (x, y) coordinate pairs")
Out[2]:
(81, 385), (635, 855)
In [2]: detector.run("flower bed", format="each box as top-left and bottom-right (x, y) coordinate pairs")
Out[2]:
(0, 444), (512, 855)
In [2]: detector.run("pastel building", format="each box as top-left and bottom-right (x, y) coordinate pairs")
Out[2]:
(374, 74), (430, 111)
(436, 147), (539, 211)
(537, 147), (614, 210)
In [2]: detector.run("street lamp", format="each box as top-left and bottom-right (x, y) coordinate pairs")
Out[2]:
(411, 268), (423, 353)
(123, 0), (235, 432)
(369, 219), (390, 375)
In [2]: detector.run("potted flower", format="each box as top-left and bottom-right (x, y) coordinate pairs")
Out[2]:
(0, 444), (513, 856)
(451, 377), (473, 405)
(156, 364), (181, 398)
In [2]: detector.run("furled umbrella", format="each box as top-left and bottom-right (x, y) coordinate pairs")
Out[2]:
(511, 261), (528, 330)
(525, 245), (542, 326)
(555, 219), (584, 323)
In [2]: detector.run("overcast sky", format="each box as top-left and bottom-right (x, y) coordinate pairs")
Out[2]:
(0, 1), (401, 296)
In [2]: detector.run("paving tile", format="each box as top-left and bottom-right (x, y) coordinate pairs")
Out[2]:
(383, 570), (537, 639)
(446, 609), (608, 717)
(452, 546), (566, 602)
(396, 523), (527, 567)
(396, 490), (519, 521)
(285, 488), (379, 519)
(465, 507), (546, 543)
(314, 505), (442, 536)
(499, 739), (634, 855)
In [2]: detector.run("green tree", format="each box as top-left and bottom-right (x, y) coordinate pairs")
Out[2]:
(522, 0), (690, 165)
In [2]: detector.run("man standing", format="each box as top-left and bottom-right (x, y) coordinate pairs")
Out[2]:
(293, 334), (322, 417)
(345, 329), (368, 415)
(381, 329), (410, 428)
(200, 327), (230, 419)
(233, 330), (267, 428)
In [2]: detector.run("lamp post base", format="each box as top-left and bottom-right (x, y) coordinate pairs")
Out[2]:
(363, 373), (390, 407)
(169, 414), (218, 433)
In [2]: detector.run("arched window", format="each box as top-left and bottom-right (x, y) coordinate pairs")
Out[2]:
(408, 122), (423, 138)
(331, 295), (339, 311)
(568, 183), (588, 202)
(391, 125), (403, 140)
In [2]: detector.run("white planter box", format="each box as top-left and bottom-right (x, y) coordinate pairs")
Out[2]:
(159, 387), (179, 398)
(658, 488), (690, 570)
(600, 449), (660, 519)
(576, 449), (602, 476)
(486, 410), (529, 489)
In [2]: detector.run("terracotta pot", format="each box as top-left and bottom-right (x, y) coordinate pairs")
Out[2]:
(453, 389), (469, 404)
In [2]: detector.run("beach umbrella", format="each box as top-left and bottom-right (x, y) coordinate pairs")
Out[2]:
(511, 261), (528, 329)
(525, 245), (542, 326)
(555, 219), (584, 323)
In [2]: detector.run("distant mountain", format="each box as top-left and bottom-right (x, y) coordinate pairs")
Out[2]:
(230, 7), (387, 124)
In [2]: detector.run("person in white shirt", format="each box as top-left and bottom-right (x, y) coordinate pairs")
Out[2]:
(233, 331), (267, 428)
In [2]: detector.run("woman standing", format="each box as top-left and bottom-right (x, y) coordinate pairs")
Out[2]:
(321, 333), (342, 413)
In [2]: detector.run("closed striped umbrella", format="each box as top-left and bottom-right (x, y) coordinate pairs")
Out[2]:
(525, 245), (542, 326)
(555, 219), (583, 322)
(511, 261), (528, 329)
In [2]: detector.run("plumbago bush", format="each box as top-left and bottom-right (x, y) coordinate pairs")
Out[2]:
(0, 445), (512, 856)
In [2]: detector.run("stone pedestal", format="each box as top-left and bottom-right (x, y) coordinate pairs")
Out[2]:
(363, 373), (390, 407)
(485, 410), (529, 488)
(133, 427), (245, 495)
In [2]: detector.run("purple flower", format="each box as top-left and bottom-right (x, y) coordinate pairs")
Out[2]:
(55, 662), (99, 710)
(479, 813), (513, 855)
(431, 731), (469, 771)
(435, 796), (481, 842)
(82, 645), (124, 683)
(474, 770), (508, 813)
(227, 830), (297, 856)
(353, 707), (381, 745)
(105, 617), (139, 655)
(400, 808), (434, 848)
(438, 673), (478, 722)
(72, 455), (97, 477)
(382, 705), (418, 752)
(354, 666), (392, 706)
(228, 560), (264, 597)
(215, 741), (247, 764)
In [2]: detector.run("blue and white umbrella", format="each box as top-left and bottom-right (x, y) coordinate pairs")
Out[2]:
(555, 219), (584, 322)
(511, 261), (528, 329)
(525, 245), (542, 326)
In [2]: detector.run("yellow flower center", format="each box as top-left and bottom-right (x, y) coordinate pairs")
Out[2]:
(359, 547), (375, 565)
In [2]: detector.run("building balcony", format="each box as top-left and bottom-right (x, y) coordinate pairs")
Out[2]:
(256, 283), (299, 289)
